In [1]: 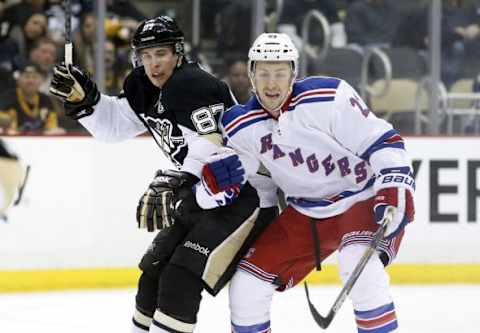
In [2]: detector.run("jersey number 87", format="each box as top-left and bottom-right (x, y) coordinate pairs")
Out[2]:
(191, 104), (224, 134)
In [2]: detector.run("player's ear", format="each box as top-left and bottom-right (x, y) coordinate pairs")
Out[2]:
(176, 54), (183, 68)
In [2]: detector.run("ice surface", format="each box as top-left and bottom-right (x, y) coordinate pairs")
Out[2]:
(0, 285), (478, 332)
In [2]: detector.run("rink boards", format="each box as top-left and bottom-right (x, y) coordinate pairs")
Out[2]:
(0, 136), (479, 291)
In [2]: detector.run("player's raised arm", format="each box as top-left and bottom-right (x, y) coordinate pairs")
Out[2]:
(49, 63), (147, 142)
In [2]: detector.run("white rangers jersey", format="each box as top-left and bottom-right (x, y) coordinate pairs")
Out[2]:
(221, 77), (412, 219)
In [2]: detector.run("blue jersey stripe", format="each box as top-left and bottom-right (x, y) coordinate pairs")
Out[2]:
(293, 77), (341, 95)
(287, 177), (375, 208)
(221, 105), (246, 128)
(360, 130), (405, 161)
(287, 96), (335, 111)
(226, 115), (270, 138)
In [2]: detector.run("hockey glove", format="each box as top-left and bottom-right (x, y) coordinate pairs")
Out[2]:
(373, 167), (415, 239)
(136, 170), (191, 232)
(195, 148), (246, 209)
(49, 63), (100, 120)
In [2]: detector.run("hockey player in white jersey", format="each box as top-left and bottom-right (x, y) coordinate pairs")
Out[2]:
(218, 33), (415, 332)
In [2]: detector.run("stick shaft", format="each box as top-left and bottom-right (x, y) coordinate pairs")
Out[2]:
(304, 207), (395, 329)
(64, 0), (72, 65)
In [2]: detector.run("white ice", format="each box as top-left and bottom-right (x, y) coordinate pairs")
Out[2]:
(0, 285), (478, 333)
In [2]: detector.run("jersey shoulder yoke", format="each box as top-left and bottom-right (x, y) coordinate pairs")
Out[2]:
(222, 99), (270, 138)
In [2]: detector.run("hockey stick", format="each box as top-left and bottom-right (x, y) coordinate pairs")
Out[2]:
(64, 0), (73, 66)
(13, 165), (30, 206)
(304, 206), (395, 329)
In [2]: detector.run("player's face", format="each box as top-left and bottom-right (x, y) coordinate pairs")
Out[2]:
(253, 61), (293, 114)
(139, 46), (179, 88)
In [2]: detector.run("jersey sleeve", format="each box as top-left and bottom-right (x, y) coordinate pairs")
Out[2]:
(227, 134), (278, 208)
(79, 94), (146, 142)
(220, 105), (279, 207)
(227, 128), (278, 208)
(302, 79), (412, 175)
(179, 128), (225, 178)
(221, 106), (261, 178)
(333, 81), (412, 175)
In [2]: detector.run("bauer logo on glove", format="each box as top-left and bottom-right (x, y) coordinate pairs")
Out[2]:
(373, 167), (415, 239)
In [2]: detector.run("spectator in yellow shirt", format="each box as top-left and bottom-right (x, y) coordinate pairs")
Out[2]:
(0, 62), (64, 135)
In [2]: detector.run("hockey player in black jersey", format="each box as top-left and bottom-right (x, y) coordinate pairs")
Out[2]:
(49, 16), (278, 333)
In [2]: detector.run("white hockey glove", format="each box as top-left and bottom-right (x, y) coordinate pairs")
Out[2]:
(136, 170), (192, 232)
(49, 63), (100, 119)
(373, 167), (415, 239)
(194, 148), (246, 209)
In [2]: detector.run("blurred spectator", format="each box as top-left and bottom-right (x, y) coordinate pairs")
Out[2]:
(2, 0), (48, 30)
(216, 0), (251, 58)
(9, 10), (48, 64)
(345, 0), (400, 47)
(107, 0), (145, 22)
(392, 3), (429, 51)
(441, 0), (480, 86)
(224, 58), (251, 104)
(73, 11), (96, 74)
(215, 0), (346, 59)
(45, 0), (83, 44)
(0, 1), (12, 40)
(27, 36), (79, 132)
(104, 0), (144, 50)
(0, 62), (64, 135)
(104, 39), (126, 95)
(0, 32), (20, 72)
(278, 0), (346, 48)
(464, 73), (480, 133)
(394, 0), (480, 86)
(72, 12), (129, 93)
(28, 37), (58, 93)
(105, 15), (138, 49)
(201, 0), (230, 39)
(0, 67), (15, 91)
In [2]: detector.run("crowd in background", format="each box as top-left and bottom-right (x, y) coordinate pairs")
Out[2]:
(0, 0), (479, 135)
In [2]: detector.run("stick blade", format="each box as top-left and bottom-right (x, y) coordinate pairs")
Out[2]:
(304, 282), (333, 329)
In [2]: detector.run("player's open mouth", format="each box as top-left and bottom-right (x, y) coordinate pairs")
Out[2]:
(265, 92), (280, 98)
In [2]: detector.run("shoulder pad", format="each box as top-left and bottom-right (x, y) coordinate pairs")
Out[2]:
(122, 67), (159, 114)
(162, 64), (235, 131)
(222, 104), (270, 139)
(289, 77), (341, 107)
(293, 76), (341, 94)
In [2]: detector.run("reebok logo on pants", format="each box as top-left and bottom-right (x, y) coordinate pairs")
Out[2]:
(184, 241), (210, 256)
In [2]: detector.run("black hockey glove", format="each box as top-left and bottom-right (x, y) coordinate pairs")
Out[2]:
(136, 170), (198, 232)
(49, 63), (100, 120)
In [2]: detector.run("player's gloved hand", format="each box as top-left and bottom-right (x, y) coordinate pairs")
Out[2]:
(136, 170), (191, 232)
(195, 148), (246, 209)
(202, 148), (245, 193)
(373, 167), (415, 239)
(49, 63), (100, 120)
